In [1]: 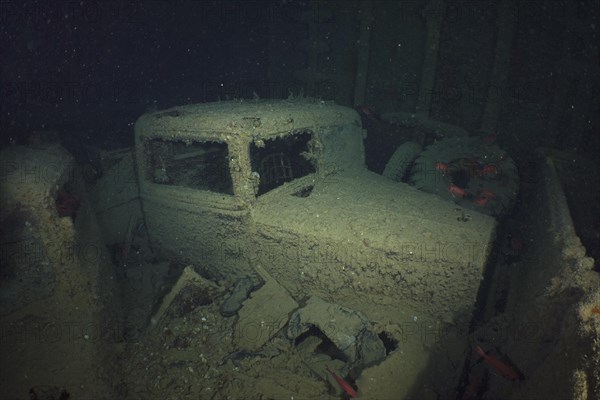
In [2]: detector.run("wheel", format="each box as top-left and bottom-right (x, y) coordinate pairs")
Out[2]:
(382, 141), (423, 182)
(409, 137), (519, 217)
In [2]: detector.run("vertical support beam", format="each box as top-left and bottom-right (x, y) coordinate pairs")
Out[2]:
(416, 0), (446, 117)
(480, 0), (516, 134)
(353, 0), (373, 106)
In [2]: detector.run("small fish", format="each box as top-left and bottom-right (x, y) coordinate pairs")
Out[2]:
(355, 105), (381, 121)
(473, 196), (490, 206)
(473, 189), (497, 206)
(479, 189), (497, 199)
(480, 164), (498, 176)
(325, 364), (358, 398)
(475, 346), (522, 382)
(434, 162), (450, 174)
(448, 184), (468, 198)
(591, 307), (600, 316)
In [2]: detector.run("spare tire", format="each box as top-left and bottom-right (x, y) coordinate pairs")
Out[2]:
(409, 137), (519, 217)
(382, 141), (423, 182)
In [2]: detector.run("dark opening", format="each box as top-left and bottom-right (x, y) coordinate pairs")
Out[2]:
(250, 131), (316, 196)
(378, 331), (399, 355)
(449, 167), (471, 189)
(55, 183), (80, 220)
(146, 139), (233, 195)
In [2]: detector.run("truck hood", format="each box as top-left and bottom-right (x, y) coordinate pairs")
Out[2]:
(252, 170), (496, 263)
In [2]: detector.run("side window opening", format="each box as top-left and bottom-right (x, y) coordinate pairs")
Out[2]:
(250, 131), (316, 196)
(146, 138), (233, 195)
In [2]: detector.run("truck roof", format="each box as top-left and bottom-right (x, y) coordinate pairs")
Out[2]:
(135, 98), (361, 142)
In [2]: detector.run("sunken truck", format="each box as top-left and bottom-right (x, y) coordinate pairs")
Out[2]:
(129, 98), (496, 327)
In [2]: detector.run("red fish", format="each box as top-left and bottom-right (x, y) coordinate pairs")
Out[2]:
(434, 162), (450, 174)
(474, 189), (497, 206)
(325, 364), (358, 398)
(355, 105), (381, 121)
(473, 196), (489, 206)
(475, 346), (522, 382)
(480, 164), (498, 176)
(448, 184), (468, 198)
(479, 189), (497, 198)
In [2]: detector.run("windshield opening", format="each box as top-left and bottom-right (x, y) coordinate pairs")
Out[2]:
(250, 131), (316, 196)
